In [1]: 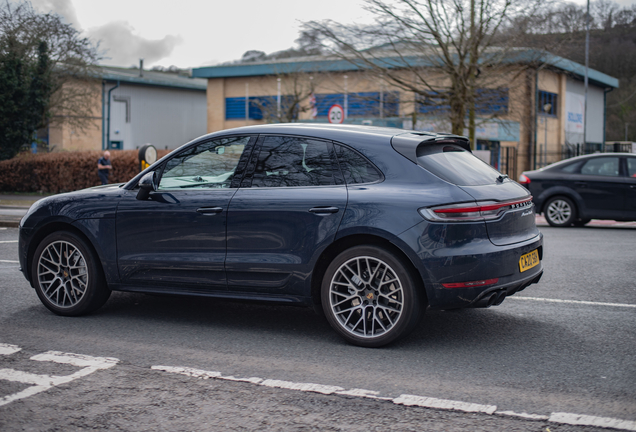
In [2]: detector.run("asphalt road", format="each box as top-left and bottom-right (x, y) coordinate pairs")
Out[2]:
(1, 225), (634, 431)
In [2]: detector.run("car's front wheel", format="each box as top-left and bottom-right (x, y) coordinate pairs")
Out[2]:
(544, 196), (577, 227)
(31, 231), (111, 316)
(321, 245), (423, 347)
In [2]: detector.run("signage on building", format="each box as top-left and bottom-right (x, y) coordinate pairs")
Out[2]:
(328, 104), (344, 124)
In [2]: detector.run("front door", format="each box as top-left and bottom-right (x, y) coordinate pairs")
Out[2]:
(572, 156), (625, 218)
(116, 135), (255, 291)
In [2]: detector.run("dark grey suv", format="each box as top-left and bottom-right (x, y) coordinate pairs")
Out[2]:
(19, 124), (543, 347)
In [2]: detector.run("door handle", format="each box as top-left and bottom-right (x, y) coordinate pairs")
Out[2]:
(574, 182), (587, 188)
(630, 185), (636, 189)
(309, 206), (339, 214)
(196, 207), (223, 214)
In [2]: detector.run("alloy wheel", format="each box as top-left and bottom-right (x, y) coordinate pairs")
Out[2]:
(328, 256), (404, 339)
(37, 240), (89, 308)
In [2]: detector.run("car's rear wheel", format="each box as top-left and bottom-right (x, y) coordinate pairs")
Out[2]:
(544, 196), (576, 227)
(32, 231), (110, 316)
(321, 245), (422, 347)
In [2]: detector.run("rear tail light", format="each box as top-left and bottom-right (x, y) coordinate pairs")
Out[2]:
(419, 197), (533, 222)
(518, 174), (531, 185)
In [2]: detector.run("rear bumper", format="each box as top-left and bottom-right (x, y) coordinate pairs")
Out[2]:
(398, 220), (544, 310)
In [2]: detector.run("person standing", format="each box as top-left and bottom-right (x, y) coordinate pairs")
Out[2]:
(97, 151), (112, 185)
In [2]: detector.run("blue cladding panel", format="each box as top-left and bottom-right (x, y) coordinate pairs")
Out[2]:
(316, 92), (400, 117)
(226, 96), (296, 120)
(417, 88), (508, 115)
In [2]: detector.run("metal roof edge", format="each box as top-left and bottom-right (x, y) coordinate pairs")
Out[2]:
(100, 67), (207, 90)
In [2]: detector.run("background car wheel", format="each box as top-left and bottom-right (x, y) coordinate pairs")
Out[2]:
(321, 245), (423, 347)
(31, 231), (110, 316)
(544, 196), (577, 227)
(573, 218), (591, 227)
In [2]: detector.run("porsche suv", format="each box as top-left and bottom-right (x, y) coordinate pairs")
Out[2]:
(19, 124), (543, 347)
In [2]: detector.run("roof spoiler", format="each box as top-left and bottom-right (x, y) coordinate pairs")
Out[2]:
(391, 132), (471, 164)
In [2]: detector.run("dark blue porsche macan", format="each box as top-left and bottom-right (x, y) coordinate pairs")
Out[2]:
(19, 124), (543, 347)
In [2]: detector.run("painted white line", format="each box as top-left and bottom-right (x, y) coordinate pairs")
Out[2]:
(0, 227), (7, 230)
(0, 350), (119, 407)
(0, 343), (21, 355)
(550, 412), (636, 431)
(509, 296), (636, 308)
(0, 240), (18, 243)
(394, 394), (497, 414)
(497, 410), (549, 420)
(260, 379), (344, 395)
(0, 259), (19, 263)
(153, 364), (636, 431)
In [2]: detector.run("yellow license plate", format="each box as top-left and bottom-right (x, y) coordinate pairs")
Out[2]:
(519, 249), (540, 272)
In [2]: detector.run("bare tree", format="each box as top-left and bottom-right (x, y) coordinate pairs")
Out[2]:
(0, 0), (100, 154)
(305, 0), (544, 142)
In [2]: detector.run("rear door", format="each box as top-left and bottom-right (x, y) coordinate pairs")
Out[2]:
(572, 156), (624, 218)
(225, 135), (347, 297)
(624, 156), (636, 216)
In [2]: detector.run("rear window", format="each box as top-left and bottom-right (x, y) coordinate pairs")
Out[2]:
(416, 144), (501, 186)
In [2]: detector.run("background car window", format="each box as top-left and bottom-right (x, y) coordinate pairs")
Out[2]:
(560, 161), (583, 173)
(335, 145), (382, 184)
(628, 158), (636, 178)
(251, 136), (334, 187)
(580, 157), (620, 177)
(158, 136), (250, 189)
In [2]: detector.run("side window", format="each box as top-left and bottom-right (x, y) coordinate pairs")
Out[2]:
(334, 144), (383, 184)
(251, 136), (335, 187)
(560, 161), (583, 173)
(158, 136), (251, 189)
(580, 157), (620, 177)
(628, 158), (636, 178)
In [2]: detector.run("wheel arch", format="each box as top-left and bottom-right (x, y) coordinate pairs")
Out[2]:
(310, 233), (428, 309)
(537, 187), (584, 216)
(26, 221), (106, 288)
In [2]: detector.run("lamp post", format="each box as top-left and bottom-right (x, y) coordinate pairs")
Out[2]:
(543, 103), (552, 167)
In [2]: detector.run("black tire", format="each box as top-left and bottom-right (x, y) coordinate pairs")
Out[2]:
(573, 218), (591, 227)
(31, 231), (111, 316)
(321, 245), (423, 347)
(544, 196), (577, 227)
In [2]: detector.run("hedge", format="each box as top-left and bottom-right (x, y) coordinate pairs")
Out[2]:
(0, 150), (171, 193)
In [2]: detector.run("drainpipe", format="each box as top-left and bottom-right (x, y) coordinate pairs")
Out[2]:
(533, 68), (539, 170)
(603, 87), (613, 152)
(106, 80), (120, 150)
(101, 81), (106, 150)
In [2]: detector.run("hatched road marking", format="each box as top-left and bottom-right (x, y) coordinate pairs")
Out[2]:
(0, 343), (119, 407)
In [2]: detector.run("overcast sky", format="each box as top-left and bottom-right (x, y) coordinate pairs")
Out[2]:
(29, 0), (636, 70)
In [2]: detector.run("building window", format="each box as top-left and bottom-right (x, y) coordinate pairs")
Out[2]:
(538, 90), (558, 116)
(315, 92), (400, 118)
(417, 88), (508, 115)
(225, 96), (296, 120)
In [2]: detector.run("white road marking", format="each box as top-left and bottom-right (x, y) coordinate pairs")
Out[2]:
(0, 348), (119, 407)
(0, 259), (19, 263)
(393, 394), (497, 414)
(0, 240), (18, 243)
(509, 296), (636, 308)
(153, 364), (636, 431)
(0, 227), (7, 230)
(550, 412), (636, 431)
(0, 343), (21, 355)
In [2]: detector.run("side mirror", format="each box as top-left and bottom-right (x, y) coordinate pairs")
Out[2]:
(136, 171), (157, 200)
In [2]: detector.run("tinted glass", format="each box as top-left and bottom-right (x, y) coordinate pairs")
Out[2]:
(251, 136), (334, 187)
(158, 136), (250, 189)
(628, 157), (636, 178)
(335, 145), (382, 184)
(580, 157), (620, 177)
(416, 144), (501, 186)
(560, 161), (582, 173)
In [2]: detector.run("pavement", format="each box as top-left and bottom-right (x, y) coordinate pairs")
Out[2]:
(1, 193), (635, 229)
